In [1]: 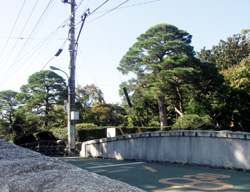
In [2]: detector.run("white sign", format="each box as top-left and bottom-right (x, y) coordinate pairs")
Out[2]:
(71, 111), (79, 120)
(107, 128), (116, 138)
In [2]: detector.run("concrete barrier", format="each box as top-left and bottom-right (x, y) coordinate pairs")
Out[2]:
(80, 130), (250, 171)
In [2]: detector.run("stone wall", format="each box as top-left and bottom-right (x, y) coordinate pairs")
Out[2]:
(19, 140), (82, 156)
(80, 130), (250, 171)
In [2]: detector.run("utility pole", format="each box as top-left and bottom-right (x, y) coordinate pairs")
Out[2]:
(68, 0), (76, 156)
(61, 0), (88, 156)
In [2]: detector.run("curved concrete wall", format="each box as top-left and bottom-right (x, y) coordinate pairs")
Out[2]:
(80, 130), (250, 170)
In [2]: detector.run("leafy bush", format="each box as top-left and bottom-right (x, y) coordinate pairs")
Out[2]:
(50, 127), (68, 140)
(35, 131), (57, 140)
(50, 125), (163, 142)
(76, 123), (98, 129)
(13, 134), (37, 145)
(172, 114), (213, 130)
(77, 128), (106, 141)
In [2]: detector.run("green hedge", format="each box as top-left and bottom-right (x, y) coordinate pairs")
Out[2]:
(50, 128), (68, 140)
(75, 123), (98, 129)
(50, 126), (162, 142)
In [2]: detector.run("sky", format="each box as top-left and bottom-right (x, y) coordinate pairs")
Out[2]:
(0, 0), (249, 104)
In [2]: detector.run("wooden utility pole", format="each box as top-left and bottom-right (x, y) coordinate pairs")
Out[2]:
(68, 0), (76, 156)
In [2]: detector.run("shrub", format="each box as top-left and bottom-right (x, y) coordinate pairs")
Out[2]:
(50, 127), (68, 140)
(76, 123), (98, 129)
(35, 131), (57, 140)
(172, 114), (213, 130)
(51, 126), (163, 142)
(77, 128), (106, 142)
(13, 134), (37, 145)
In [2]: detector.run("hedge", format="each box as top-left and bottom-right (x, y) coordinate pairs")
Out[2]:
(50, 126), (162, 142)
(13, 126), (164, 144)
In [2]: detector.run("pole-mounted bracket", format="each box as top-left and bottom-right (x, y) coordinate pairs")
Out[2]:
(81, 8), (90, 20)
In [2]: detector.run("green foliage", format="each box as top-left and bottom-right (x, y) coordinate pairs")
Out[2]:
(13, 131), (57, 144)
(76, 84), (105, 107)
(35, 131), (57, 140)
(119, 81), (159, 127)
(11, 111), (39, 138)
(50, 127), (68, 140)
(77, 128), (106, 142)
(118, 23), (224, 129)
(50, 125), (162, 142)
(197, 30), (250, 70)
(15, 70), (67, 129)
(172, 114), (213, 130)
(13, 134), (37, 145)
(0, 120), (12, 141)
(75, 123), (98, 129)
(77, 103), (127, 127)
(118, 24), (196, 128)
(0, 90), (18, 140)
(197, 30), (250, 130)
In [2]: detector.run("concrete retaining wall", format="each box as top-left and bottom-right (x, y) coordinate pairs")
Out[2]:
(80, 130), (250, 170)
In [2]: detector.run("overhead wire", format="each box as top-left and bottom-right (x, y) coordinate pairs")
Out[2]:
(0, 0), (65, 87)
(40, 38), (68, 71)
(78, 47), (99, 87)
(76, 0), (86, 10)
(9, 0), (55, 68)
(0, 0), (39, 73)
(93, 0), (160, 14)
(0, 0), (57, 82)
(0, 0), (158, 91)
(74, 0), (132, 88)
(0, 0), (27, 64)
(89, 0), (109, 16)
(15, 0), (56, 62)
(0, 26), (66, 88)
(88, 0), (130, 23)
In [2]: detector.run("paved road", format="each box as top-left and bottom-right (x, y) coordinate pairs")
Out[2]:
(59, 157), (250, 192)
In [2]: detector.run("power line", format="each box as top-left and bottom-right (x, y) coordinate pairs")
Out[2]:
(76, 0), (86, 10)
(40, 38), (68, 71)
(10, 0), (55, 67)
(0, 0), (39, 73)
(0, 0), (57, 83)
(88, 0), (130, 23)
(0, 0), (27, 61)
(0, 21), (66, 87)
(95, 0), (160, 13)
(0, 37), (67, 40)
(89, 0), (109, 16)
(78, 47), (99, 87)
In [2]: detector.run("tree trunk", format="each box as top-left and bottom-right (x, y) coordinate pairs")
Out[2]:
(176, 86), (184, 116)
(157, 96), (168, 130)
(166, 102), (184, 117)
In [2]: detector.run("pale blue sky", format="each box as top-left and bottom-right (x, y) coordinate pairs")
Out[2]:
(0, 0), (249, 103)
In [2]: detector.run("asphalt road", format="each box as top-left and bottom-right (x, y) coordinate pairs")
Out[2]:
(59, 157), (250, 192)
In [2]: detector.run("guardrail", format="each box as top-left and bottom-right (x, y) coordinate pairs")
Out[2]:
(80, 130), (250, 171)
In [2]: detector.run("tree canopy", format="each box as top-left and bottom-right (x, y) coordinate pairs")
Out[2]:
(15, 70), (67, 128)
(118, 23), (224, 129)
(197, 30), (250, 70)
